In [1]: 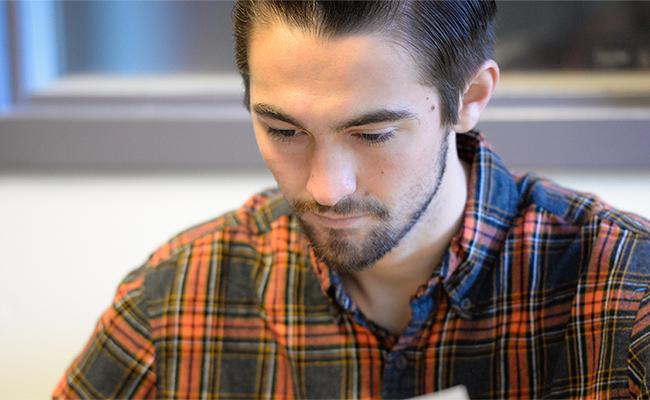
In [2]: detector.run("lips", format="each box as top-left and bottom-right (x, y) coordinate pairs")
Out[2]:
(309, 212), (366, 229)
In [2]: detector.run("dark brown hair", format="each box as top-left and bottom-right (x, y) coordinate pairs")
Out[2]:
(232, 0), (496, 126)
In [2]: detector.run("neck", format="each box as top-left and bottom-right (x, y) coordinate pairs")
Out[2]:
(341, 133), (470, 334)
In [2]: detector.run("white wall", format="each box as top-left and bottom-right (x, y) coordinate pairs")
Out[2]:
(0, 171), (648, 399)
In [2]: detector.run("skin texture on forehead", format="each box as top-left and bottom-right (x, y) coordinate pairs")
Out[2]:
(248, 23), (439, 128)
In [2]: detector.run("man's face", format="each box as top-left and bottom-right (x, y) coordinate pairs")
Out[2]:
(248, 23), (452, 273)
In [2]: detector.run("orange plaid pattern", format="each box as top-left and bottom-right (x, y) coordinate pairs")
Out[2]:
(54, 132), (650, 399)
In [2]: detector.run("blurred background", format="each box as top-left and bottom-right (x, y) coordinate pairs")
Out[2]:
(0, 1), (648, 398)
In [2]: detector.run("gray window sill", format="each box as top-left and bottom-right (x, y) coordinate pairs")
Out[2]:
(1, 72), (648, 172)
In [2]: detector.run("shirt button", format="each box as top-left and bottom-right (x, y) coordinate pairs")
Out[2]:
(460, 298), (472, 311)
(395, 354), (408, 370)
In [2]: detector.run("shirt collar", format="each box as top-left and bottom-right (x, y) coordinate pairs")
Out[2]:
(440, 131), (519, 317)
(307, 131), (520, 318)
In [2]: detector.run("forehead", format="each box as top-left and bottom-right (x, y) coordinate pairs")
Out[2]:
(247, 22), (428, 107)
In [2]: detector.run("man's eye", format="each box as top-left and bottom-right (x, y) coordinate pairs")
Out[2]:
(267, 128), (301, 141)
(355, 131), (395, 145)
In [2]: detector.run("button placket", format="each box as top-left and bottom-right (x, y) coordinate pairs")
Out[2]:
(395, 353), (408, 370)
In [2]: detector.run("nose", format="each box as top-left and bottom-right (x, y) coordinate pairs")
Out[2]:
(306, 146), (357, 207)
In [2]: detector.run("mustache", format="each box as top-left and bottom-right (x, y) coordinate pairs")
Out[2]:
(291, 197), (389, 220)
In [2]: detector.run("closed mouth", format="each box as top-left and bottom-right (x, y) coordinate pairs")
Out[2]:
(310, 212), (367, 228)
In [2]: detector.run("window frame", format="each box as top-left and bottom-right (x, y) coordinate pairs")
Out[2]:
(1, 0), (648, 172)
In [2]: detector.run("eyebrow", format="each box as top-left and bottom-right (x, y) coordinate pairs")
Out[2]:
(252, 103), (417, 132)
(253, 103), (303, 128)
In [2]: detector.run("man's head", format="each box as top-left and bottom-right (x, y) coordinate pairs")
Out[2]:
(233, 0), (497, 127)
(232, 1), (498, 273)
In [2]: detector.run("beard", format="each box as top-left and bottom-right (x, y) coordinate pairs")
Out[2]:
(291, 130), (450, 274)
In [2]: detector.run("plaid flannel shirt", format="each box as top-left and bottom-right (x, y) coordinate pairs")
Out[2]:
(54, 132), (650, 399)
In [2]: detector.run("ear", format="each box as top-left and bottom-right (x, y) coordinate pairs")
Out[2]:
(453, 60), (499, 133)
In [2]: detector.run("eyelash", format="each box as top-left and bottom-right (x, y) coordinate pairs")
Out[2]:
(265, 128), (395, 146)
(266, 128), (302, 142)
(356, 132), (395, 145)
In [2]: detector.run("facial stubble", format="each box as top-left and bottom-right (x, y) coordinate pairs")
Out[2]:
(294, 130), (450, 274)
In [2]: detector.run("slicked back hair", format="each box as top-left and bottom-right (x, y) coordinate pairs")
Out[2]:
(232, 0), (496, 127)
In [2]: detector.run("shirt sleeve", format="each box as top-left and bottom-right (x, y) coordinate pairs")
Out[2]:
(628, 240), (650, 399)
(52, 266), (157, 399)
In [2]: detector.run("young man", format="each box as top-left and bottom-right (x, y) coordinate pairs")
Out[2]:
(54, 1), (650, 398)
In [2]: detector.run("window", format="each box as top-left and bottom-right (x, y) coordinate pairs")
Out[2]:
(1, 0), (648, 171)
(497, 1), (650, 70)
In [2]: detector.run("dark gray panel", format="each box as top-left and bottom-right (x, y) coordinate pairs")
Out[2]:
(0, 117), (648, 172)
(477, 120), (650, 169)
(0, 117), (264, 172)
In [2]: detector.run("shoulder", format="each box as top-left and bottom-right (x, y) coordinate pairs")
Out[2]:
(118, 187), (295, 301)
(516, 173), (650, 236)
(146, 187), (292, 266)
(514, 173), (649, 274)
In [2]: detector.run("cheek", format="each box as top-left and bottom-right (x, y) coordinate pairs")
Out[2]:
(359, 138), (439, 201)
(375, 134), (431, 174)
(255, 136), (309, 197)
(359, 150), (411, 200)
